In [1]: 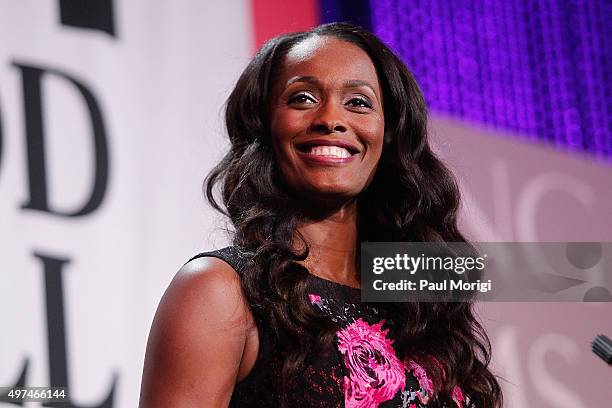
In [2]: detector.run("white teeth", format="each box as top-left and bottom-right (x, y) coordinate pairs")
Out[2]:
(307, 145), (351, 158)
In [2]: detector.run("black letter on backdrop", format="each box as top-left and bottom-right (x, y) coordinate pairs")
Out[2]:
(0, 359), (29, 406)
(13, 63), (109, 217)
(37, 252), (117, 408)
(59, 0), (116, 37)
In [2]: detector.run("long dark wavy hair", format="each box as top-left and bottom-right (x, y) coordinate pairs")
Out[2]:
(205, 22), (503, 407)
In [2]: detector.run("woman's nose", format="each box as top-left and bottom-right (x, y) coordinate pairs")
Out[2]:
(309, 102), (347, 134)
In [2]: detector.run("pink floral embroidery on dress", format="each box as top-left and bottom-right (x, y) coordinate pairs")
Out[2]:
(405, 359), (434, 404)
(309, 291), (467, 407)
(308, 293), (322, 305)
(451, 384), (465, 408)
(336, 318), (406, 407)
(409, 357), (466, 408)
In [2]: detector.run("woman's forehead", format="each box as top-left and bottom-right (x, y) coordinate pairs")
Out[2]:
(278, 36), (381, 89)
(286, 35), (328, 62)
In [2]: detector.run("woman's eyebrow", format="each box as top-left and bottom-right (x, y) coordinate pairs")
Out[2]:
(286, 76), (319, 87)
(343, 79), (377, 96)
(285, 77), (377, 96)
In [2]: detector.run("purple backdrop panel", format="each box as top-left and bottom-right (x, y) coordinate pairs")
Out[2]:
(370, 0), (611, 160)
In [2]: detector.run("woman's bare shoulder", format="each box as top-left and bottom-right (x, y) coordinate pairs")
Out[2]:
(166, 255), (252, 328)
(139, 255), (252, 407)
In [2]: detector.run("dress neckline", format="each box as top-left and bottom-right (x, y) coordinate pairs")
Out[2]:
(289, 260), (362, 292)
(305, 270), (362, 292)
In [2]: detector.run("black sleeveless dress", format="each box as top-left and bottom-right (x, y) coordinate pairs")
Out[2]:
(187, 247), (465, 408)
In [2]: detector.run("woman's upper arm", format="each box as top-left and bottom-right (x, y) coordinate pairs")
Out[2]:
(139, 256), (250, 408)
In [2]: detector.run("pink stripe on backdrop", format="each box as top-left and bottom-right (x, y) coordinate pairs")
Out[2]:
(250, 0), (319, 52)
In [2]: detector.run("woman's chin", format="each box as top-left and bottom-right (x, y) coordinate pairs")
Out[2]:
(294, 186), (361, 207)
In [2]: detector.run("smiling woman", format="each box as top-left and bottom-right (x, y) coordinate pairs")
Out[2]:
(139, 23), (503, 408)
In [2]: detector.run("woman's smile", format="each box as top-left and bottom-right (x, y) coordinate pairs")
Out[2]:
(294, 138), (361, 164)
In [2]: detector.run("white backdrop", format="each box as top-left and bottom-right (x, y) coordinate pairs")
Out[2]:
(1, 1), (250, 407)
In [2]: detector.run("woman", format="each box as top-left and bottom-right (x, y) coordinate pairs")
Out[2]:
(139, 23), (503, 407)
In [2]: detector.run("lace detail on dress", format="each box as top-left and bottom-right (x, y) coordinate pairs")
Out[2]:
(307, 274), (464, 408)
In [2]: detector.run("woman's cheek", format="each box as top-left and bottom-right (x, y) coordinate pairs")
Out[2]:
(275, 112), (303, 140)
(359, 132), (384, 155)
(357, 117), (384, 141)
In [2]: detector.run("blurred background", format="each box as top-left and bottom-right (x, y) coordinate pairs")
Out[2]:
(0, 0), (610, 407)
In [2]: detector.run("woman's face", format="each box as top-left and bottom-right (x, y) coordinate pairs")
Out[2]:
(269, 36), (385, 204)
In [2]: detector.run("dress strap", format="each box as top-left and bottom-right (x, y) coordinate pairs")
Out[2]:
(185, 246), (249, 272)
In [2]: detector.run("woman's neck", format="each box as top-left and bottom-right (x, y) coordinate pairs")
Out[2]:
(295, 200), (361, 288)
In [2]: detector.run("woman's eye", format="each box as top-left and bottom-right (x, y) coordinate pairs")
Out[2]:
(347, 97), (373, 109)
(288, 93), (317, 105)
